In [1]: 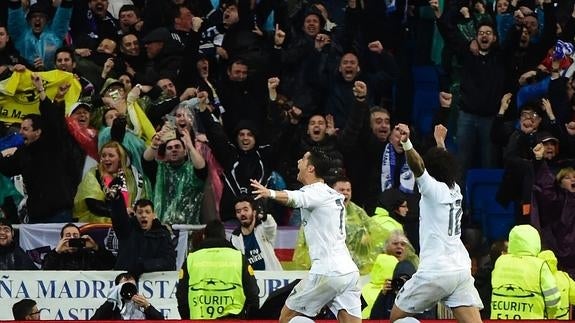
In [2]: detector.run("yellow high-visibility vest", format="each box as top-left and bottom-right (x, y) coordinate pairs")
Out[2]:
(186, 247), (246, 319)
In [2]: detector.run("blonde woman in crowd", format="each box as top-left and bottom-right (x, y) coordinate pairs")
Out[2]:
(74, 141), (149, 223)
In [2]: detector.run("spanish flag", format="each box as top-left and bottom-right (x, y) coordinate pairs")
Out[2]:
(0, 69), (81, 124)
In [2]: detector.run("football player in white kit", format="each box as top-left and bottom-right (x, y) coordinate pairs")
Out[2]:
(390, 123), (483, 323)
(251, 150), (361, 323)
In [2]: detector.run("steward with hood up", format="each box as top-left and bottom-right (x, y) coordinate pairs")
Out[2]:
(491, 224), (560, 320)
(176, 220), (259, 319)
(538, 250), (575, 320)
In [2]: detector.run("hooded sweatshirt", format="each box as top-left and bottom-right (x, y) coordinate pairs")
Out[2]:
(538, 250), (575, 320)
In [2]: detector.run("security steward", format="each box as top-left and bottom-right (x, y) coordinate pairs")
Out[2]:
(491, 225), (560, 319)
(176, 220), (259, 319)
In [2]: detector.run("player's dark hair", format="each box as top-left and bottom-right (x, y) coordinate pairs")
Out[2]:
(307, 149), (331, 180)
(423, 147), (458, 188)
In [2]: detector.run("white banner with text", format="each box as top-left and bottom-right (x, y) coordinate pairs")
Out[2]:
(0, 270), (308, 320)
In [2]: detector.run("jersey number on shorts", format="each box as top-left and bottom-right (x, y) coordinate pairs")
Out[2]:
(335, 199), (344, 235)
(448, 199), (462, 236)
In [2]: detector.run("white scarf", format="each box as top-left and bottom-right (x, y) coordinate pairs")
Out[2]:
(381, 143), (415, 194)
(120, 301), (146, 320)
(107, 283), (147, 320)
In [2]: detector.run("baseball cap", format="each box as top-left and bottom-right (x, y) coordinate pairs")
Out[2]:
(537, 131), (559, 144)
(26, 2), (50, 20)
(100, 78), (124, 96)
(69, 102), (92, 115)
(141, 28), (170, 44)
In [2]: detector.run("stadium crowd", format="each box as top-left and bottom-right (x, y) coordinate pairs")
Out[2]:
(1, 0), (575, 320)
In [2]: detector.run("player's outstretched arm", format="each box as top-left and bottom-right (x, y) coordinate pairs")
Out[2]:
(396, 123), (425, 178)
(405, 146), (425, 178)
(250, 179), (294, 207)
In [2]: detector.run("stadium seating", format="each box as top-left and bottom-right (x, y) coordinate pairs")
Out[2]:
(465, 169), (515, 243)
(411, 65), (439, 137)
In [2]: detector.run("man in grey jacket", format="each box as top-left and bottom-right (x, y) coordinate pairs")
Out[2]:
(230, 195), (282, 271)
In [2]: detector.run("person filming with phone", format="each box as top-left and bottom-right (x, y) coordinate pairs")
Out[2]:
(42, 223), (116, 270)
(91, 272), (164, 320)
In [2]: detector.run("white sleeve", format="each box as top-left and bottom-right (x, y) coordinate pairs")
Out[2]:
(417, 170), (445, 201)
(229, 234), (242, 252)
(416, 170), (436, 193)
(262, 215), (278, 247)
(286, 186), (324, 209)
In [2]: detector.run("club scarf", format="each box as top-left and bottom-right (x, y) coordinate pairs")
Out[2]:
(381, 143), (415, 194)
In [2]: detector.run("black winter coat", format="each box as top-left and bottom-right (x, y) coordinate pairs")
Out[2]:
(109, 196), (176, 275)
(0, 243), (37, 270)
(0, 99), (76, 221)
(91, 300), (164, 320)
(199, 110), (277, 221)
(42, 247), (116, 270)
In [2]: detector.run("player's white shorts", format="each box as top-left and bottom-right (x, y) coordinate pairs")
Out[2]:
(394, 269), (484, 313)
(285, 271), (362, 318)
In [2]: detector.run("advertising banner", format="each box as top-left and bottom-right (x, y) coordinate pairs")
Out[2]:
(0, 270), (308, 320)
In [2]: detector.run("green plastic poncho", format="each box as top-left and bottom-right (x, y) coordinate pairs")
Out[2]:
(154, 160), (205, 225)
(0, 174), (22, 211)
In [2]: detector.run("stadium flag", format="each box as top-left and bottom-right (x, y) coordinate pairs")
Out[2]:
(131, 100), (156, 145)
(0, 69), (81, 124)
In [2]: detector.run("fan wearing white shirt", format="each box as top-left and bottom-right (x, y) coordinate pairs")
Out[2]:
(389, 123), (483, 323)
(251, 150), (361, 323)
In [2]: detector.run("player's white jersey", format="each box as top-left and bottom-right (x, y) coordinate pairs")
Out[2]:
(287, 182), (358, 276)
(416, 170), (471, 272)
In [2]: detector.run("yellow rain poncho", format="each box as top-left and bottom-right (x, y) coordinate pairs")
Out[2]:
(292, 201), (390, 274)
